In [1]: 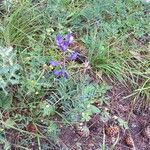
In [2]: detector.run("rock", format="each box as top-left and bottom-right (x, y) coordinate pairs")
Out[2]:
(75, 123), (90, 137)
(142, 125), (150, 139)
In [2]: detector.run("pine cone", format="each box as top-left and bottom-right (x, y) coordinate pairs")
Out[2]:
(125, 136), (134, 147)
(75, 123), (90, 137)
(105, 126), (120, 136)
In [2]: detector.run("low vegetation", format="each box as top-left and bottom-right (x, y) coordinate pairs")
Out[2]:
(0, 0), (149, 149)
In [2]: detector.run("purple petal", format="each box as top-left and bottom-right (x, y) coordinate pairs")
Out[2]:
(61, 67), (69, 78)
(53, 67), (69, 78)
(60, 66), (65, 73)
(53, 70), (62, 77)
(66, 33), (73, 44)
(59, 41), (69, 52)
(56, 34), (63, 46)
(64, 71), (69, 79)
(69, 51), (78, 60)
(49, 61), (61, 66)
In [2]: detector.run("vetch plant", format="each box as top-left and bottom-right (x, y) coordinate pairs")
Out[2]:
(49, 61), (61, 67)
(56, 33), (73, 52)
(49, 33), (79, 78)
(53, 66), (69, 79)
(51, 76), (111, 124)
(69, 51), (79, 61)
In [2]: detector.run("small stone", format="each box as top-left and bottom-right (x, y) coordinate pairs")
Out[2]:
(142, 125), (150, 139)
(75, 123), (90, 137)
(74, 138), (78, 142)
(31, 142), (35, 146)
(145, 0), (150, 3)
(104, 107), (109, 112)
(35, 92), (39, 95)
(88, 143), (94, 147)
(46, 104), (50, 108)
(131, 123), (137, 128)
(112, 115), (118, 120)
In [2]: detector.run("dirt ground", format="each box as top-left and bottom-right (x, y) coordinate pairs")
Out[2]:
(1, 80), (149, 150)
(58, 82), (150, 150)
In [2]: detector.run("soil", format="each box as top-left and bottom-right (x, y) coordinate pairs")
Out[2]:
(1, 80), (150, 150)
(58, 82), (150, 150)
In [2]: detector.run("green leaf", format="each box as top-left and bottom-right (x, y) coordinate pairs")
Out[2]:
(4, 118), (15, 129)
(0, 93), (12, 109)
(0, 134), (11, 150)
(117, 118), (129, 130)
(40, 102), (55, 117)
(81, 110), (92, 122)
(82, 84), (96, 98)
(4, 140), (11, 150)
(90, 105), (101, 114)
(47, 121), (59, 138)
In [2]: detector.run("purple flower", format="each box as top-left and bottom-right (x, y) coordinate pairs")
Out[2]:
(69, 51), (78, 61)
(55, 35), (68, 52)
(56, 35), (63, 46)
(53, 67), (68, 78)
(61, 67), (69, 78)
(49, 61), (61, 66)
(53, 70), (62, 77)
(66, 33), (73, 44)
(59, 41), (69, 52)
(55, 33), (73, 52)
